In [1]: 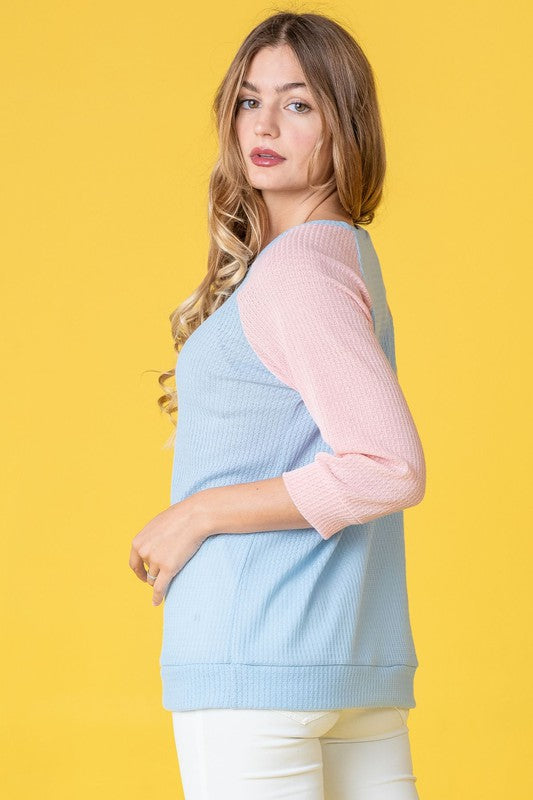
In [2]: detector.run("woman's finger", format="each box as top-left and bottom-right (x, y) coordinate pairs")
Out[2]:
(129, 545), (147, 582)
(146, 564), (159, 585)
(152, 571), (168, 607)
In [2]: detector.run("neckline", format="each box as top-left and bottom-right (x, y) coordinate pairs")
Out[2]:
(258, 219), (357, 260)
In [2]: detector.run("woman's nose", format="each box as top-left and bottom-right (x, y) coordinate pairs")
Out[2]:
(254, 109), (279, 136)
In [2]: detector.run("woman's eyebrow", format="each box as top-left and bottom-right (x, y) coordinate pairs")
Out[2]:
(239, 80), (308, 93)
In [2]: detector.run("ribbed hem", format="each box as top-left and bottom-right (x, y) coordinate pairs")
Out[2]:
(160, 663), (417, 712)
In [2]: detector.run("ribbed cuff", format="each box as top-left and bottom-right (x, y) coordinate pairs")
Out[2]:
(282, 463), (356, 540)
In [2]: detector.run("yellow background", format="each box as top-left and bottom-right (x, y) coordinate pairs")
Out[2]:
(2, 1), (531, 797)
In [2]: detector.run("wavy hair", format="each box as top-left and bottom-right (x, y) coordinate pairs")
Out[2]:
(157, 10), (386, 447)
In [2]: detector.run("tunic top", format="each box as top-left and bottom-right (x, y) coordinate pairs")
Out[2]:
(159, 219), (426, 712)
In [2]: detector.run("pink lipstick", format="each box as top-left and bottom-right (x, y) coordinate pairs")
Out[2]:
(250, 147), (286, 167)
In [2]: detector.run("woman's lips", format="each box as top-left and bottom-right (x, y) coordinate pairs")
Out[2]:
(250, 153), (286, 167)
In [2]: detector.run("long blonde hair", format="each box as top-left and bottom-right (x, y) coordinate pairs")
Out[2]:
(157, 10), (386, 447)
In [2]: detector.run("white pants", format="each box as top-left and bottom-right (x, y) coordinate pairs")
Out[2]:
(171, 706), (419, 799)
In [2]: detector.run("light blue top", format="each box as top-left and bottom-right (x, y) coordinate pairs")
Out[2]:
(159, 221), (420, 712)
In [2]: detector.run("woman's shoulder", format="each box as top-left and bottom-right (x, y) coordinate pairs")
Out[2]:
(237, 219), (373, 325)
(249, 219), (366, 286)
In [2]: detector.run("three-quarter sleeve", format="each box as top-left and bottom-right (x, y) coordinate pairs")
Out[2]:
(236, 235), (426, 540)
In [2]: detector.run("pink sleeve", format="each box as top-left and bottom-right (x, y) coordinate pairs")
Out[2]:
(236, 233), (426, 540)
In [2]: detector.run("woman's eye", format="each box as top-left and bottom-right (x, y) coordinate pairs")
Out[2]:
(237, 98), (311, 113)
(288, 101), (311, 113)
(237, 98), (258, 110)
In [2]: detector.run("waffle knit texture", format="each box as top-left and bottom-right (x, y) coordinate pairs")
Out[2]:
(160, 220), (426, 712)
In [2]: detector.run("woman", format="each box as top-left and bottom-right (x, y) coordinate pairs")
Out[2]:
(129, 11), (426, 799)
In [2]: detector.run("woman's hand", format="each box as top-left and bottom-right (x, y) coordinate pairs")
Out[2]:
(129, 496), (211, 606)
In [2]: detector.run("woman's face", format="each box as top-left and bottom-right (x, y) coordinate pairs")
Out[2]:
(235, 45), (332, 194)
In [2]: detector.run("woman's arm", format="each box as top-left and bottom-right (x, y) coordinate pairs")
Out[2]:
(228, 234), (426, 540)
(191, 477), (312, 537)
